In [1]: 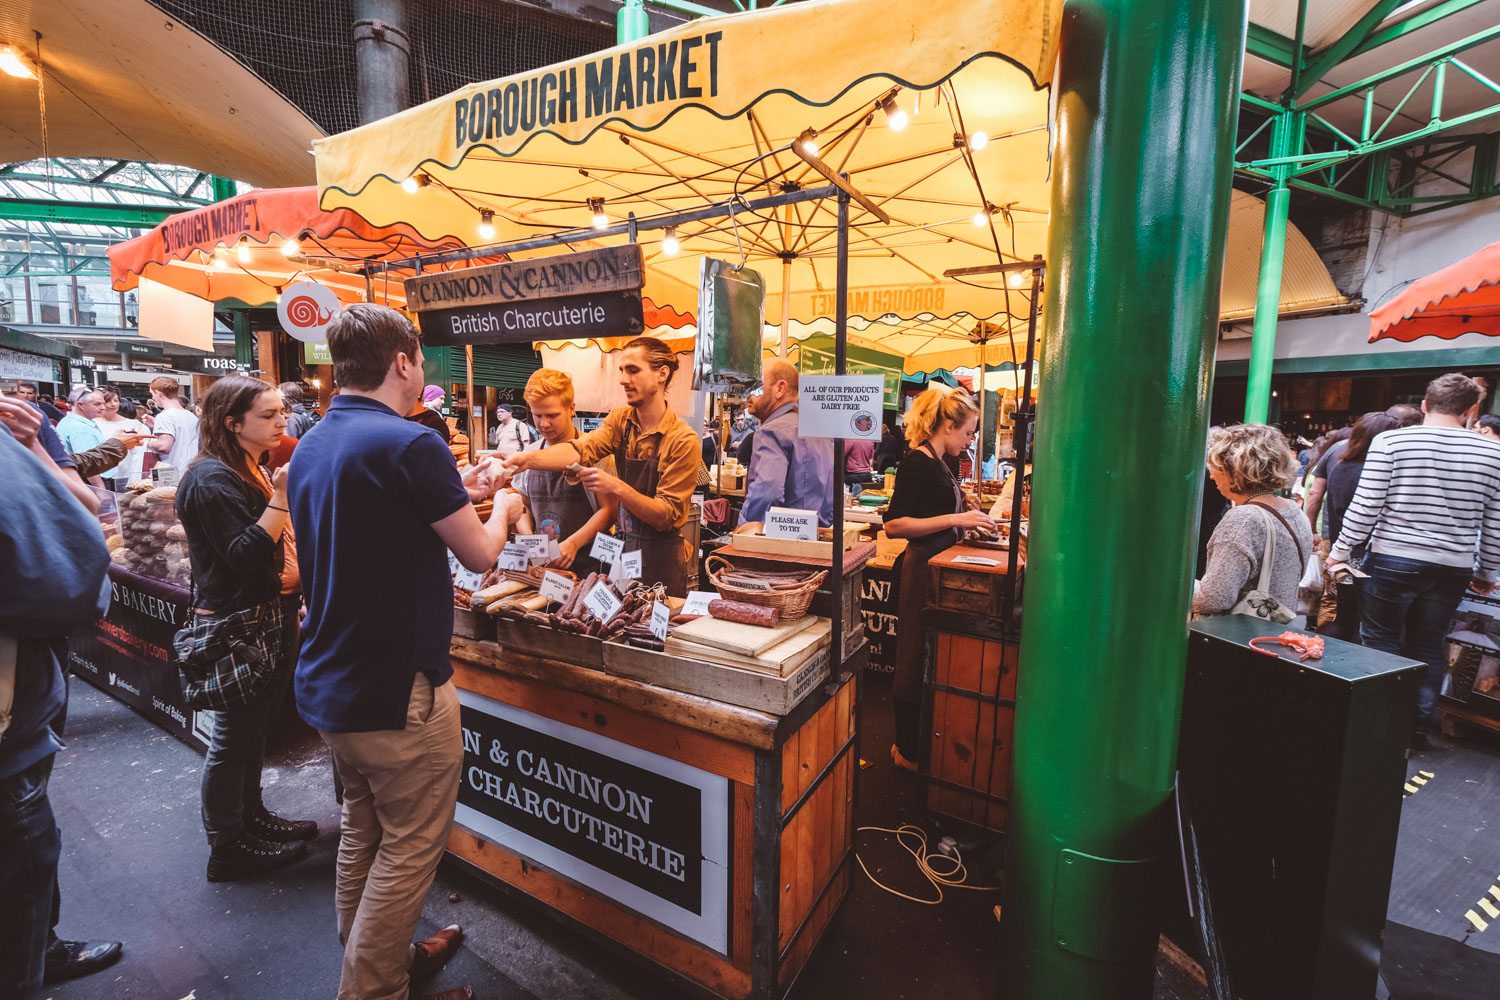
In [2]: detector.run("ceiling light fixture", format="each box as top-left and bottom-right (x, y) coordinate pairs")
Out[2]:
(662, 226), (680, 257)
(477, 209), (496, 241)
(236, 238), (252, 265)
(0, 45), (37, 80)
(881, 96), (908, 131)
(797, 131), (819, 157)
(588, 197), (608, 229)
(401, 173), (430, 194)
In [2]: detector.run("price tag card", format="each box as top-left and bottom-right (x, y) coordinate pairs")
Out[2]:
(681, 590), (717, 616)
(548, 538), (562, 562)
(764, 506), (818, 540)
(650, 601), (670, 640)
(448, 551), (486, 591)
(540, 570), (575, 604)
(498, 544), (530, 571)
(951, 555), (1001, 567)
(590, 533), (624, 565)
(516, 534), (550, 561)
(620, 549), (643, 580)
(583, 581), (623, 621)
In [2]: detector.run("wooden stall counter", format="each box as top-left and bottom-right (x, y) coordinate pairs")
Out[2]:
(447, 631), (865, 999)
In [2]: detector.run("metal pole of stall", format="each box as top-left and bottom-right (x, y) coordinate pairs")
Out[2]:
(829, 188), (850, 693)
(1001, 0), (1249, 996)
(617, 0), (651, 44)
(779, 256), (793, 358)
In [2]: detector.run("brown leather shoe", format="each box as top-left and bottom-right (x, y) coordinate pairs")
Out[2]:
(410, 924), (464, 982)
(422, 988), (475, 1000)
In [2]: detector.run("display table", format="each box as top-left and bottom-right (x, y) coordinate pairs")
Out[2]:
(446, 628), (865, 999)
(920, 544), (1024, 833)
(69, 565), (207, 749)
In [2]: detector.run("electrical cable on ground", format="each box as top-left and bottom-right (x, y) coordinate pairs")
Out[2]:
(855, 824), (1001, 905)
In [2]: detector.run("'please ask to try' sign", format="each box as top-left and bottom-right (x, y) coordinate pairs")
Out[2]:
(404, 245), (645, 347)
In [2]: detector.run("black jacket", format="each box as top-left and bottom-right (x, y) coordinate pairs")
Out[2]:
(176, 456), (284, 612)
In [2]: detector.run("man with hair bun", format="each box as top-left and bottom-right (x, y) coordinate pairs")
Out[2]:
(1329, 372), (1500, 745)
(506, 336), (699, 595)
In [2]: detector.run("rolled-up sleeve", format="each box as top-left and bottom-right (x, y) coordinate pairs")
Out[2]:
(573, 408), (629, 467)
(645, 427), (700, 532)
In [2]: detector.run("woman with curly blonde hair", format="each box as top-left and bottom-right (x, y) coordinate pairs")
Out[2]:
(1193, 423), (1315, 621)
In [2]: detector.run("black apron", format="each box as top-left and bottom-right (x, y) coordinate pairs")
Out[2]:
(524, 467), (601, 576)
(615, 424), (689, 597)
(891, 443), (965, 706)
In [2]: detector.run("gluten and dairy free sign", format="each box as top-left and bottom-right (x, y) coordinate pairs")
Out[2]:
(799, 375), (884, 440)
(456, 688), (730, 952)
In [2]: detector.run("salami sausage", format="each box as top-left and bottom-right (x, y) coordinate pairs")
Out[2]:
(708, 599), (780, 628)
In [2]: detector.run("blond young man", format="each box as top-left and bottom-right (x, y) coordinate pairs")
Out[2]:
(516, 369), (618, 572)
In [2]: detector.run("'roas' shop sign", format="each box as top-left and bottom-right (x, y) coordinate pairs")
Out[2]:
(454, 687), (730, 953)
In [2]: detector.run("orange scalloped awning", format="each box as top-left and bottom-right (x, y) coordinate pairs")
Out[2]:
(1370, 241), (1500, 343)
(108, 187), (476, 308)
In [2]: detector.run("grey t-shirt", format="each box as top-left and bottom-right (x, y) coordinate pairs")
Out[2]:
(154, 405), (200, 470)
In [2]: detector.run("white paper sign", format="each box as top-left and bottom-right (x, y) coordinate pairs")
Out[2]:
(651, 601), (670, 640)
(540, 570), (575, 604)
(591, 533), (624, 565)
(764, 507), (818, 540)
(499, 544), (530, 571)
(583, 582), (623, 621)
(681, 591), (717, 616)
(448, 551), (485, 591)
(951, 555), (1001, 567)
(799, 375), (884, 440)
(516, 534), (550, 561)
(621, 549), (643, 579)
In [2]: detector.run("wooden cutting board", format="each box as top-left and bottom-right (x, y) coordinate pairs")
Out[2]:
(669, 612), (819, 657)
(667, 618), (832, 676)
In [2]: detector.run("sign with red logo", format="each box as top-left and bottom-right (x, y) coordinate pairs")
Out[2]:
(277, 281), (341, 343)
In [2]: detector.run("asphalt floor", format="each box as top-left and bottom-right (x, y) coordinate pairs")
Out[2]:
(39, 673), (1500, 999)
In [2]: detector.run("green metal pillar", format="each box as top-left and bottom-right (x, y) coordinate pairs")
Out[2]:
(1244, 110), (1303, 423)
(617, 0), (650, 43)
(232, 310), (254, 368)
(1002, 0), (1248, 996)
(211, 176), (238, 202)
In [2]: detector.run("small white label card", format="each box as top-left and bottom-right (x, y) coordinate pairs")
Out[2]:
(583, 581), (623, 621)
(539, 570), (575, 604)
(590, 533), (624, 565)
(548, 537), (562, 562)
(448, 551), (485, 591)
(620, 549), (643, 579)
(764, 506), (818, 540)
(951, 555), (1001, 567)
(498, 543), (530, 571)
(515, 534), (551, 561)
(650, 600), (670, 640)
(681, 590), (717, 616)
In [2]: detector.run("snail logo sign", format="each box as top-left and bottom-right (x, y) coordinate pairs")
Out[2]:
(277, 281), (341, 343)
(455, 687), (730, 953)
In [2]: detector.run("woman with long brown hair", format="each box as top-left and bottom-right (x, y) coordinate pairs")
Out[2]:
(175, 376), (316, 882)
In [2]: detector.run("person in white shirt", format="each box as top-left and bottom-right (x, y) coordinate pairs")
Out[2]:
(146, 375), (200, 472)
(93, 387), (151, 486)
(487, 404), (537, 457)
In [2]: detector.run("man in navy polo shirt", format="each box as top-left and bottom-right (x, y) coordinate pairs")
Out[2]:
(289, 303), (514, 1000)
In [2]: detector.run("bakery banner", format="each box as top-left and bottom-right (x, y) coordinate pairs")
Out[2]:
(455, 687), (730, 953)
(70, 566), (208, 750)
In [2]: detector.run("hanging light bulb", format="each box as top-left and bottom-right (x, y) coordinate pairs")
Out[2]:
(401, 173), (429, 194)
(0, 45), (37, 79)
(969, 131), (990, 151)
(588, 197), (608, 229)
(211, 252), (229, 271)
(972, 205), (993, 228)
(236, 238), (252, 265)
(1008, 270), (1024, 288)
(881, 96), (908, 132)
(798, 131), (819, 157)
(661, 226), (680, 257)
(477, 209), (496, 241)
(280, 236), (301, 257)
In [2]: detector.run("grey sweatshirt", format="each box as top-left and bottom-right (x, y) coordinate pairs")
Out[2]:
(1193, 502), (1315, 617)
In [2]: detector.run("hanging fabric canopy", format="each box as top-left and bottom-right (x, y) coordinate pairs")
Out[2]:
(1369, 241), (1500, 343)
(108, 187), (478, 309)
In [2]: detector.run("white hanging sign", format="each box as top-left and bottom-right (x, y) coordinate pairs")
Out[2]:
(798, 375), (884, 440)
(277, 281), (341, 343)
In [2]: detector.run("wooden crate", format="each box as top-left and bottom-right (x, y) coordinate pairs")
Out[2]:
(493, 617), (603, 668)
(729, 524), (866, 561)
(453, 605), (494, 641)
(923, 629), (1019, 833)
(604, 640), (831, 715)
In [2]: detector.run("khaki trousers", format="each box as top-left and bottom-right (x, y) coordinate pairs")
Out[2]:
(320, 675), (462, 1000)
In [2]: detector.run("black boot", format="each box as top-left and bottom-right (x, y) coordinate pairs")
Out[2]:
(206, 831), (308, 883)
(248, 807), (319, 843)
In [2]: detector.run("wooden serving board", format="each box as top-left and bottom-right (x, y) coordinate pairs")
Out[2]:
(670, 612), (818, 657)
(667, 618), (832, 677)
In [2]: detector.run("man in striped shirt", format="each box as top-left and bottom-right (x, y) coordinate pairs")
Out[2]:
(1329, 373), (1500, 738)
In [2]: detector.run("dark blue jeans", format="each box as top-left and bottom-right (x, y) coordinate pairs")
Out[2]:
(1359, 553), (1471, 724)
(0, 758), (62, 1000)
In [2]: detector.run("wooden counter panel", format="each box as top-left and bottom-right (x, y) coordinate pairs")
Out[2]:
(452, 658), (757, 786)
(452, 636), (778, 752)
(777, 748), (855, 954)
(928, 691), (1013, 830)
(780, 864), (850, 994)
(449, 826), (753, 999)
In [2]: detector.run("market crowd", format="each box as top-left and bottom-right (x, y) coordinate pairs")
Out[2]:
(4, 301), (1497, 999)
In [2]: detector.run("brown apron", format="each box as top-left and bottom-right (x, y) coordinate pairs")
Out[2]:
(891, 444), (964, 705)
(614, 426), (689, 597)
(525, 467), (601, 576)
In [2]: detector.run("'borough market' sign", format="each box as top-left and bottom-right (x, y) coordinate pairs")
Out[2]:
(454, 686), (730, 953)
(405, 245), (644, 347)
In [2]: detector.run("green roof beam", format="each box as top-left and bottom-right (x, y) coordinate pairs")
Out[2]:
(1246, 23), (1304, 70)
(1290, 0), (1404, 100)
(0, 198), (179, 227)
(1349, 0), (1491, 61)
(1300, 21), (1500, 111)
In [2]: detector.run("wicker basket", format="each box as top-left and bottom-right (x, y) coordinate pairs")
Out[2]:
(705, 554), (826, 622)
